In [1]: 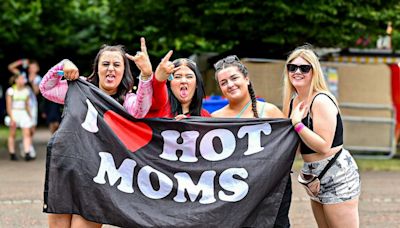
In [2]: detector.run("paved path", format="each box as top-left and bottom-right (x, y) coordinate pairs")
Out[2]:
(290, 170), (400, 228)
(0, 128), (399, 227)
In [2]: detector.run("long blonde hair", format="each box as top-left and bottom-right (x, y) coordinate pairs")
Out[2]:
(282, 45), (336, 116)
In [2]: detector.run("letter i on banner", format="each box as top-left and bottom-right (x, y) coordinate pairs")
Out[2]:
(81, 99), (99, 133)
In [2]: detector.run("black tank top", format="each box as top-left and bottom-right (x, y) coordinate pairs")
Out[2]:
(289, 93), (343, 154)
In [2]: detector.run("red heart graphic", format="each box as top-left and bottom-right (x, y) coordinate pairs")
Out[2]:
(104, 110), (152, 152)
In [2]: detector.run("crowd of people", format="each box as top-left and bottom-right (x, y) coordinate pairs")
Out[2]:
(4, 38), (361, 227)
(5, 59), (62, 161)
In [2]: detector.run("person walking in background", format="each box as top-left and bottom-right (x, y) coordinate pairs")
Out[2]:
(283, 45), (360, 227)
(42, 100), (62, 134)
(8, 59), (42, 158)
(146, 50), (210, 118)
(40, 39), (154, 228)
(211, 55), (290, 227)
(5, 74), (33, 161)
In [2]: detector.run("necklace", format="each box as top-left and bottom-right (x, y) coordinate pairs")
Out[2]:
(235, 100), (252, 118)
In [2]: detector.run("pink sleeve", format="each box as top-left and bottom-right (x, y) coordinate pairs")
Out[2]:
(39, 60), (68, 104)
(123, 75), (153, 118)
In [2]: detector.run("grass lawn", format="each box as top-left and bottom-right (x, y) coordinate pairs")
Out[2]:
(355, 158), (400, 171)
(293, 155), (400, 172)
(0, 126), (21, 150)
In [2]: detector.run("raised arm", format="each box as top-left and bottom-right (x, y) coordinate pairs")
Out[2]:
(125, 37), (153, 81)
(151, 50), (178, 111)
(8, 59), (27, 75)
(39, 60), (79, 104)
(123, 37), (155, 118)
(150, 75), (168, 111)
(123, 75), (153, 118)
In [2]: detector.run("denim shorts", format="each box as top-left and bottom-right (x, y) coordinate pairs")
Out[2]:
(300, 149), (361, 204)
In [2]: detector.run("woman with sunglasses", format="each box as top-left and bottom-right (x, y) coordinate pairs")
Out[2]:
(40, 39), (154, 228)
(146, 50), (210, 118)
(212, 56), (290, 227)
(284, 45), (360, 227)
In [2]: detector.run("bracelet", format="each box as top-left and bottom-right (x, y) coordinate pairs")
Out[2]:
(139, 73), (152, 81)
(294, 123), (305, 133)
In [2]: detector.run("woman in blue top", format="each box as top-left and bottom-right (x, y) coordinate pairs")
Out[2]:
(212, 55), (290, 227)
(284, 45), (360, 228)
(211, 55), (283, 118)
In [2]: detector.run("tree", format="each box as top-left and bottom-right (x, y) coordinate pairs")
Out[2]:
(0, 0), (399, 76)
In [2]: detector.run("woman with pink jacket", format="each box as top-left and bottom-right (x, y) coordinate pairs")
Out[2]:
(40, 39), (154, 228)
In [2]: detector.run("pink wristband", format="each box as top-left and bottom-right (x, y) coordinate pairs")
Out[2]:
(294, 122), (305, 133)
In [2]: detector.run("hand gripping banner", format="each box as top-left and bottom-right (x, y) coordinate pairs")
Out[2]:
(43, 79), (299, 227)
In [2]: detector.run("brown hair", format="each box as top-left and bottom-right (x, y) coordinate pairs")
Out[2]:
(214, 55), (259, 118)
(87, 45), (134, 104)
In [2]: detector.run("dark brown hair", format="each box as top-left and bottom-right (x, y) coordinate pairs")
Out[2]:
(214, 56), (259, 118)
(87, 45), (134, 104)
(167, 58), (206, 116)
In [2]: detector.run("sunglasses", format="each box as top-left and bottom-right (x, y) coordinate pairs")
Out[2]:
(214, 55), (240, 71)
(286, 64), (312, 74)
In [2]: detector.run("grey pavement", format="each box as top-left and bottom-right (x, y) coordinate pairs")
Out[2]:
(1, 128), (400, 227)
(0, 127), (51, 227)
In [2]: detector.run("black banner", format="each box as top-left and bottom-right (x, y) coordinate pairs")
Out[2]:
(43, 79), (299, 227)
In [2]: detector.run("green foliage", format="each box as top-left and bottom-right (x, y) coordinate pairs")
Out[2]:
(0, 126), (21, 150)
(293, 157), (400, 172)
(0, 0), (399, 70)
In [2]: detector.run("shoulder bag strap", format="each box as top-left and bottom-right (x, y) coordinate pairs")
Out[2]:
(317, 149), (342, 179)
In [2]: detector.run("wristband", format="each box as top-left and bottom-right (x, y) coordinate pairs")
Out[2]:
(294, 122), (305, 133)
(57, 70), (64, 76)
(139, 73), (150, 81)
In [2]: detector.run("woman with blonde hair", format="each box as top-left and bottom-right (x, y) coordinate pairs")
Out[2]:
(283, 44), (360, 228)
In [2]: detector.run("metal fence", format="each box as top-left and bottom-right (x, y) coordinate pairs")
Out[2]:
(341, 102), (396, 159)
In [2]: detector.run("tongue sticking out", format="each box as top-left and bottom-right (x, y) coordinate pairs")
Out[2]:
(180, 88), (188, 98)
(106, 76), (115, 83)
